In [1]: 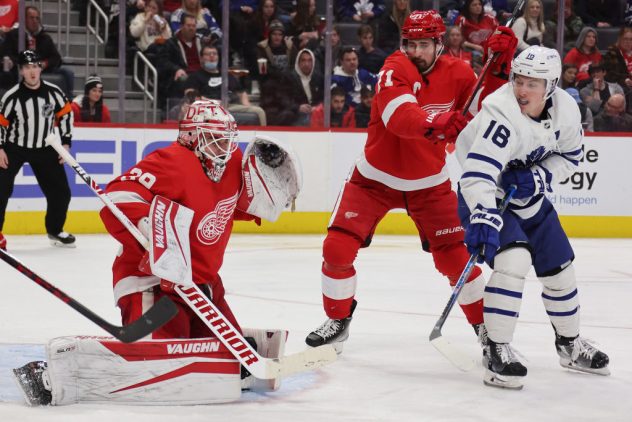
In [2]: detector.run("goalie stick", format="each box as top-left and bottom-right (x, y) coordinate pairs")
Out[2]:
(46, 134), (337, 379)
(429, 186), (516, 371)
(0, 248), (178, 343)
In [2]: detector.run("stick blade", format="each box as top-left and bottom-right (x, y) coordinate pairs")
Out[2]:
(273, 345), (338, 378)
(111, 296), (179, 343)
(430, 335), (475, 372)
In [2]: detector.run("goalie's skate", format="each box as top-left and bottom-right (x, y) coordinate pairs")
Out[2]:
(12, 361), (52, 406)
(305, 300), (356, 354)
(483, 340), (527, 390)
(48, 231), (76, 248)
(556, 335), (610, 376)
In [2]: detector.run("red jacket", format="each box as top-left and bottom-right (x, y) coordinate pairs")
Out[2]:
(71, 101), (112, 123)
(310, 104), (356, 128)
(564, 48), (602, 82)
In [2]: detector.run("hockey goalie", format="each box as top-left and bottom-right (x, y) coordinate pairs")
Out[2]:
(12, 100), (304, 406)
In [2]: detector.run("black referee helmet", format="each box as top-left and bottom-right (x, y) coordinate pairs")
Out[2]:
(18, 50), (41, 67)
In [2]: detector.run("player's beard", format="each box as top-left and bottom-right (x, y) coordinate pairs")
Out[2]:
(411, 57), (432, 73)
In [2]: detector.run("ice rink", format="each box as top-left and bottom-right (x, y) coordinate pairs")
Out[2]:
(0, 233), (630, 421)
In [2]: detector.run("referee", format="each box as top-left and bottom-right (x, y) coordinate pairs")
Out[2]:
(0, 50), (75, 249)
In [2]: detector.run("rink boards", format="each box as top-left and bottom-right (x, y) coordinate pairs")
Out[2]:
(4, 125), (631, 237)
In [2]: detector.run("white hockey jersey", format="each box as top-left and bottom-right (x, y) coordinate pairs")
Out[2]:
(456, 84), (584, 220)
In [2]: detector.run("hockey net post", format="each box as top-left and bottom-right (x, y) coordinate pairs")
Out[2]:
(429, 186), (516, 370)
(46, 134), (337, 379)
(0, 248), (178, 342)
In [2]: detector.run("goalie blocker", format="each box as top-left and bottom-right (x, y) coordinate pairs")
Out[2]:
(14, 328), (287, 406)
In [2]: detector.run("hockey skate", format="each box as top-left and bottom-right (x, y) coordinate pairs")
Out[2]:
(555, 335), (610, 376)
(12, 361), (52, 406)
(484, 340), (527, 390)
(47, 231), (76, 248)
(305, 300), (357, 354)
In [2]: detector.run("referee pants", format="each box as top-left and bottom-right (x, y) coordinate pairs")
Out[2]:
(0, 143), (71, 234)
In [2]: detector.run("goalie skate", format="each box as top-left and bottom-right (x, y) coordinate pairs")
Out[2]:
(483, 341), (527, 390)
(555, 335), (610, 376)
(12, 361), (52, 406)
(305, 300), (356, 354)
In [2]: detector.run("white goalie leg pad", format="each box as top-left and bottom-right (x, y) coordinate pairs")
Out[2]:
(539, 263), (580, 338)
(457, 273), (485, 305)
(237, 135), (303, 222)
(46, 336), (241, 406)
(484, 247), (532, 343)
(241, 328), (288, 391)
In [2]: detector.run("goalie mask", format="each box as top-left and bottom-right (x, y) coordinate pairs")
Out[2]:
(178, 99), (238, 182)
(400, 10), (445, 68)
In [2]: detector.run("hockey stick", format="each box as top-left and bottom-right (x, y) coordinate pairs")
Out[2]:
(429, 186), (516, 371)
(46, 134), (337, 379)
(0, 248), (178, 342)
(461, 0), (526, 115)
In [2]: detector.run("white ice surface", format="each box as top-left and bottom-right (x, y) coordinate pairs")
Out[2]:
(0, 234), (630, 421)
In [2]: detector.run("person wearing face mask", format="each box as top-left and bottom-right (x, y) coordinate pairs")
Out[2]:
(184, 45), (267, 126)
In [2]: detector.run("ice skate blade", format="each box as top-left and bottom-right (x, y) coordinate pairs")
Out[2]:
(49, 239), (76, 248)
(483, 369), (524, 390)
(559, 359), (611, 376)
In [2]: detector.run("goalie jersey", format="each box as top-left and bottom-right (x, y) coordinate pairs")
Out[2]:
(456, 84), (584, 219)
(100, 142), (246, 302)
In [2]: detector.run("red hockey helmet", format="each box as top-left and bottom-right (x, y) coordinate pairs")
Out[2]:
(401, 10), (446, 41)
(178, 99), (238, 182)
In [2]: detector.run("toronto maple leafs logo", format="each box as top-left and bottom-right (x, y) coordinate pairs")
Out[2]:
(507, 146), (553, 169)
(197, 192), (238, 245)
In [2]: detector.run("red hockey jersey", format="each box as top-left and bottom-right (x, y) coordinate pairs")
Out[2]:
(100, 142), (245, 302)
(358, 51), (477, 191)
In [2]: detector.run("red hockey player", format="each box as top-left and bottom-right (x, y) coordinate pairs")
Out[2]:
(12, 100), (303, 406)
(305, 10), (517, 353)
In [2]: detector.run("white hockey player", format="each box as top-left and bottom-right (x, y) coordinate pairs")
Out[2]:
(456, 46), (610, 390)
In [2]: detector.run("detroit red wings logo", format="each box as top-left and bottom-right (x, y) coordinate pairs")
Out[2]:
(197, 192), (238, 245)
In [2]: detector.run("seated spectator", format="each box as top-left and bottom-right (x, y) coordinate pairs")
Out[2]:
(184, 45), (267, 125)
(288, 48), (324, 126)
(561, 63), (578, 89)
(357, 25), (387, 75)
(242, 0), (280, 80)
(593, 93), (632, 131)
(158, 13), (203, 99)
(603, 27), (632, 93)
(315, 25), (341, 73)
(512, 0), (546, 54)
(260, 69), (302, 126)
(287, 0), (320, 50)
(566, 87), (594, 131)
(456, 0), (498, 55)
(310, 86), (356, 128)
(575, 0), (621, 28)
(0, 0), (18, 44)
(129, 0), (172, 52)
(170, 0), (222, 44)
(544, 0), (584, 51)
(71, 74), (111, 123)
(563, 27), (601, 83)
(377, 0), (409, 55)
(332, 47), (378, 107)
(257, 19), (297, 74)
(580, 63), (625, 115)
(354, 84), (374, 128)
(336, 0), (385, 24)
(443, 26), (473, 67)
(0, 6), (74, 98)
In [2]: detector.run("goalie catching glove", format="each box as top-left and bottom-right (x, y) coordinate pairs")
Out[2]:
(237, 135), (303, 222)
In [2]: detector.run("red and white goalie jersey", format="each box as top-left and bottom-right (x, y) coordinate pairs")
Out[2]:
(359, 52), (477, 190)
(100, 142), (245, 303)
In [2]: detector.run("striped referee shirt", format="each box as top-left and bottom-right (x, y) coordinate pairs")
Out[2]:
(0, 80), (73, 149)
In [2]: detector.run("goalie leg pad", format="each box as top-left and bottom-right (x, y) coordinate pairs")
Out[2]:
(539, 263), (580, 338)
(46, 336), (241, 406)
(483, 247), (531, 343)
